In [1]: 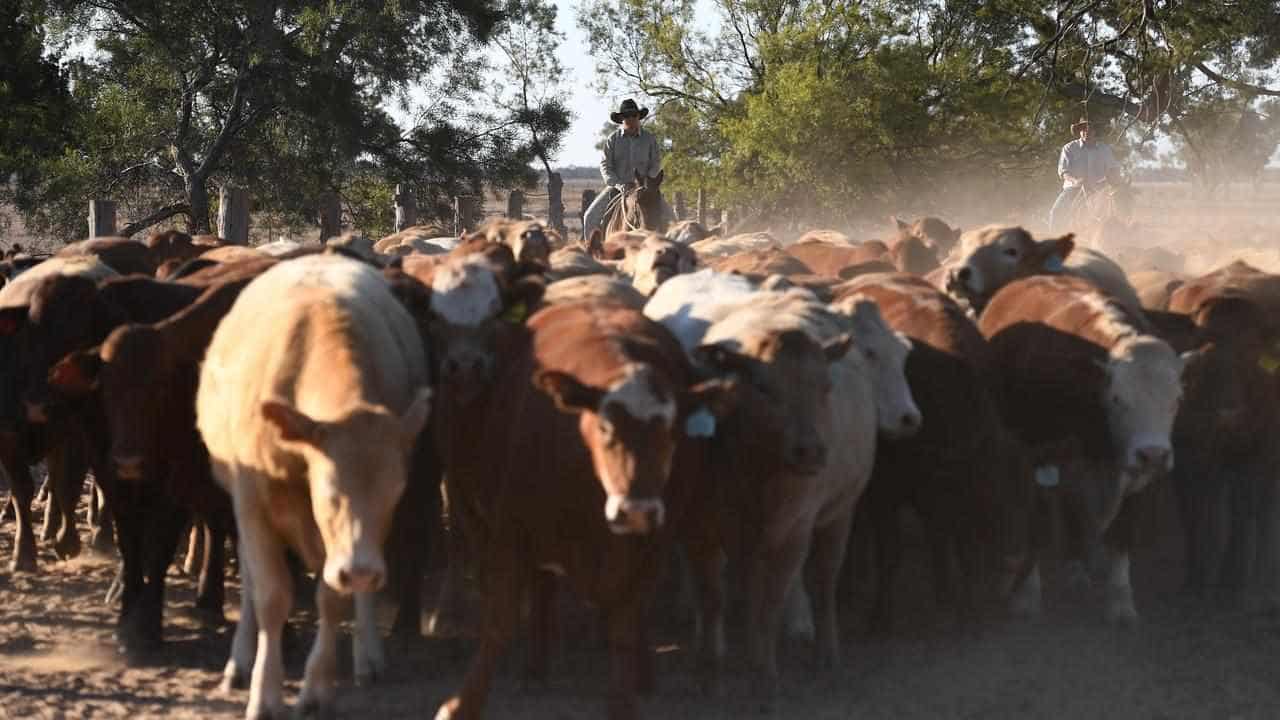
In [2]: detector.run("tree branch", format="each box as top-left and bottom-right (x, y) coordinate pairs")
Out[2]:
(118, 202), (192, 238)
(1194, 63), (1280, 97)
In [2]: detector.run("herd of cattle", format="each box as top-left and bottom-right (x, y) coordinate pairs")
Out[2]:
(0, 214), (1275, 720)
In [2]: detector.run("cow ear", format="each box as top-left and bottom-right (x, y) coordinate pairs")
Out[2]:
(534, 370), (605, 413)
(1033, 234), (1075, 272)
(0, 306), (27, 336)
(891, 215), (909, 232)
(261, 400), (323, 446)
(49, 351), (102, 397)
(399, 387), (433, 451)
(654, 169), (664, 184)
(822, 333), (853, 362)
(683, 377), (740, 419)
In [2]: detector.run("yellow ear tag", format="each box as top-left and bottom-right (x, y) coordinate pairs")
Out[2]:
(1259, 353), (1280, 375)
(501, 300), (527, 324)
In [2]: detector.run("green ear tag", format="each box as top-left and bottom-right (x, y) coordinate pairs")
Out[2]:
(501, 300), (527, 324)
(1259, 353), (1280, 375)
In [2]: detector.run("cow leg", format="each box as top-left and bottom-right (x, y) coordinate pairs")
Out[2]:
(353, 591), (386, 686)
(183, 521), (203, 576)
(221, 538), (257, 693)
(436, 536), (526, 720)
(108, 481), (147, 647)
(48, 438), (87, 560)
(525, 570), (558, 691)
(1062, 490), (1092, 592)
(868, 501), (903, 636)
(746, 528), (811, 712)
(195, 513), (229, 624)
(685, 539), (725, 696)
(39, 475), (59, 542)
(127, 496), (187, 652)
(808, 509), (854, 671)
(604, 599), (643, 720)
(390, 436), (437, 639)
(237, 499), (292, 720)
(89, 481), (115, 553)
(1103, 496), (1141, 625)
(1173, 465), (1208, 595)
(299, 582), (342, 720)
(6, 459), (36, 572)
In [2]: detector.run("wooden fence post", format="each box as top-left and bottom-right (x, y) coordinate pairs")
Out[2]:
(674, 192), (686, 221)
(88, 199), (117, 238)
(394, 184), (417, 232)
(547, 172), (565, 236)
(696, 188), (706, 226)
(218, 187), (250, 245)
(507, 190), (524, 219)
(580, 189), (596, 231)
(319, 193), (343, 243)
(453, 196), (479, 235)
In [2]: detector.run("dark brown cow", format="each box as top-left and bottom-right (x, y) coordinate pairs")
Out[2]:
(1164, 262), (1280, 597)
(436, 299), (734, 720)
(57, 237), (158, 276)
(145, 229), (217, 268)
(978, 274), (1184, 622)
(831, 273), (1036, 628)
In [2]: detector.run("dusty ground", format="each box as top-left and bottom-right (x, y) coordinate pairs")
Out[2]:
(2, 482), (1280, 720)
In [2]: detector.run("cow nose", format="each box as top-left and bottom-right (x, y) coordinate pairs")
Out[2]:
(956, 266), (972, 284)
(785, 440), (827, 474)
(336, 565), (384, 594)
(1134, 446), (1172, 471)
(900, 410), (923, 434)
(604, 496), (665, 535)
(114, 456), (144, 480)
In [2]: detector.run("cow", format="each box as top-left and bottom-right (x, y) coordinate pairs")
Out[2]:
(0, 256), (119, 571)
(469, 218), (555, 267)
(892, 215), (963, 258)
(831, 273), (1037, 629)
(794, 229), (854, 246)
(620, 233), (698, 296)
(374, 224), (454, 255)
(543, 275), (647, 310)
(666, 220), (723, 246)
(547, 245), (614, 280)
(784, 240), (887, 278)
(944, 226), (1143, 314)
(712, 247), (812, 277)
(645, 271), (919, 707)
(1164, 262), (1280, 600)
(435, 299), (736, 720)
(146, 229), (217, 268)
(689, 231), (780, 262)
(197, 255), (432, 718)
(56, 237), (158, 276)
(978, 274), (1184, 622)
(1129, 270), (1186, 311)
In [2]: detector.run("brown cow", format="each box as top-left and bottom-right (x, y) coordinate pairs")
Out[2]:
(892, 215), (963, 257)
(435, 299), (734, 720)
(1165, 262), (1280, 598)
(832, 273), (1036, 628)
(57, 237), (158, 276)
(785, 240), (887, 277)
(1129, 269), (1186, 311)
(713, 247), (812, 277)
(979, 274), (1184, 622)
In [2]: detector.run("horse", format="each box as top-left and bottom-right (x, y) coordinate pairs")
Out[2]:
(589, 169), (667, 256)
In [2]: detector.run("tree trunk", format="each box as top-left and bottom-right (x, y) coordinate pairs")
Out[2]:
(186, 178), (212, 234)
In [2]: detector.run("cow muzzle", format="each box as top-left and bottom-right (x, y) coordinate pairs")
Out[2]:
(113, 455), (145, 481)
(323, 554), (386, 595)
(604, 495), (665, 535)
(1126, 443), (1173, 475)
(783, 438), (828, 476)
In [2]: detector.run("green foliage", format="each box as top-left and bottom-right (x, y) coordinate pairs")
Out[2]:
(580, 0), (1280, 226)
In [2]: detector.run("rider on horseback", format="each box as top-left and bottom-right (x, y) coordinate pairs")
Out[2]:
(582, 98), (673, 241)
(1048, 117), (1120, 232)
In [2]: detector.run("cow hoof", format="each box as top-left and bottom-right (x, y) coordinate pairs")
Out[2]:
(353, 649), (385, 687)
(296, 698), (336, 720)
(220, 661), (249, 693)
(9, 553), (36, 574)
(434, 698), (461, 720)
(54, 531), (81, 560)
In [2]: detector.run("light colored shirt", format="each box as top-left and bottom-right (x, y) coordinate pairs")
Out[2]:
(1058, 139), (1117, 188)
(600, 128), (661, 187)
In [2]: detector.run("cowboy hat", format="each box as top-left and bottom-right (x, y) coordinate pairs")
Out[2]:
(1071, 117), (1091, 134)
(611, 98), (650, 124)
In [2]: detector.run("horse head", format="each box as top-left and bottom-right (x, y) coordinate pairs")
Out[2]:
(631, 169), (667, 232)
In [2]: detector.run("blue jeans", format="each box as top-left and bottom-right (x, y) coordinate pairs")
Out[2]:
(1048, 186), (1081, 233)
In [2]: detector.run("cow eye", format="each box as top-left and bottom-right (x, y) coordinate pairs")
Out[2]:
(1003, 247), (1018, 258)
(863, 347), (878, 362)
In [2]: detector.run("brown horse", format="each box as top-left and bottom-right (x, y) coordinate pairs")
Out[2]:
(589, 170), (667, 256)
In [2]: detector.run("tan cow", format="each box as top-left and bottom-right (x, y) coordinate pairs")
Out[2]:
(944, 225), (1143, 313)
(197, 255), (431, 718)
(689, 231), (780, 262)
(542, 275), (647, 310)
(892, 215), (963, 257)
(621, 233), (698, 296)
(469, 217), (556, 267)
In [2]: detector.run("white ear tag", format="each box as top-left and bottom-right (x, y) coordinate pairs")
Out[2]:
(1035, 465), (1060, 488)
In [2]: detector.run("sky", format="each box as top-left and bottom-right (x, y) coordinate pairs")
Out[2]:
(554, 2), (623, 168)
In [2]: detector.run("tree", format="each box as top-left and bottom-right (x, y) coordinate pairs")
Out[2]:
(27, 0), (511, 239)
(491, 0), (572, 179)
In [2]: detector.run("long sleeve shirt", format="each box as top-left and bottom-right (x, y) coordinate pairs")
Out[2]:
(600, 128), (661, 187)
(1058, 139), (1118, 188)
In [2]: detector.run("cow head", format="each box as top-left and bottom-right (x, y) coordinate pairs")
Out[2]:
(1102, 335), (1184, 489)
(627, 235), (698, 296)
(666, 220), (723, 246)
(946, 227), (1075, 312)
(832, 297), (922, 438)
(476, 219), (554, 268)
(694, 328), (850, 476)
(889, 233), (940, 276)
(261, 388), (432, 594)
(893, 215), (963, 257)
(536, 362), (730, 535)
